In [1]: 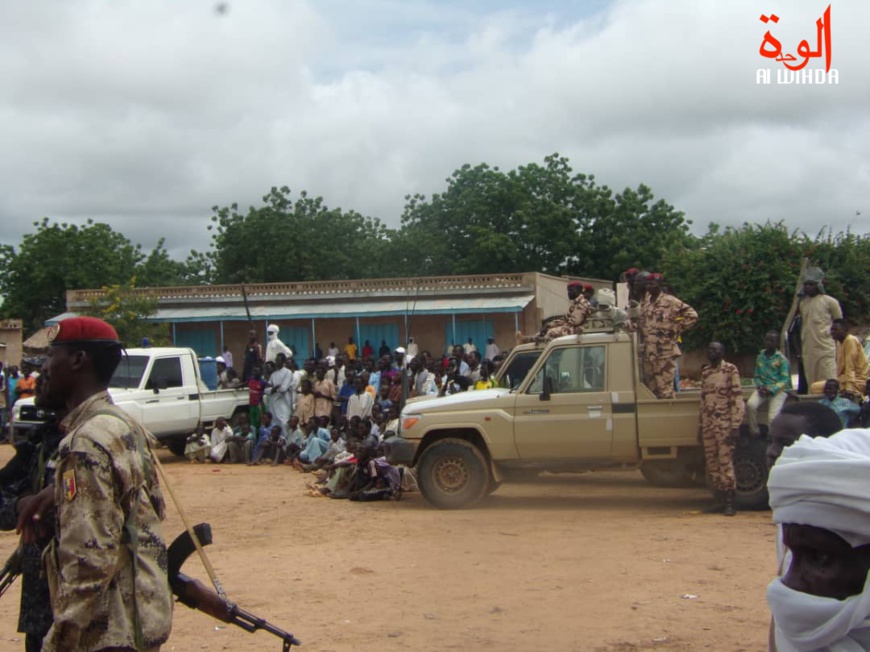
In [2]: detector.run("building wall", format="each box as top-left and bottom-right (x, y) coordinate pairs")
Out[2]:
(0, 320), (23, 367)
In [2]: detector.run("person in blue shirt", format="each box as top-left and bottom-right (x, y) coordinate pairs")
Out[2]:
(819, 379), (860, 428)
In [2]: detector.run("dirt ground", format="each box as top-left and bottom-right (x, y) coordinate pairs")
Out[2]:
(0, 446), (777, 652)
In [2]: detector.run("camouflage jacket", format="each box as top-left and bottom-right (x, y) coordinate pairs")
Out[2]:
(638, 293), (698, 358)
(43, 391), (173, 652)
(700, 361), (746, 430)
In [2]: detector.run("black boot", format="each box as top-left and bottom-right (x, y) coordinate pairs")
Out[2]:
(723, 490), (736, 517)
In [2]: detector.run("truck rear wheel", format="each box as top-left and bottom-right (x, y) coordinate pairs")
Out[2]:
(733, 436), (769, 510)
(417, 438), (490, 509)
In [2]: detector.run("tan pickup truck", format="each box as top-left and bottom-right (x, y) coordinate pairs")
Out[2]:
(385, 329), (770, 510)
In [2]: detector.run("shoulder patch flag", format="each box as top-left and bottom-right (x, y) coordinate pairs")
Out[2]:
(63, 470), (77, 502)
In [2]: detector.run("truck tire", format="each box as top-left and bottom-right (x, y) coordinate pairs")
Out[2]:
(167, 437), (188, 457)
(417, 438), (490, 509)
(733, 436), (770, 510)
(640, 460), (691, 488)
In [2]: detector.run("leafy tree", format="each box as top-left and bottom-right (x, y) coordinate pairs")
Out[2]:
(0, 219), (143, 333)
(80, 279), (170, 347)
(207, 186), (393, 283)
(662, 222), (807, 353)
(393, 154), (691, 279)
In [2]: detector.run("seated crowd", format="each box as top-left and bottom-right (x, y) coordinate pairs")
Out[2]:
(184, 340), (507, 500)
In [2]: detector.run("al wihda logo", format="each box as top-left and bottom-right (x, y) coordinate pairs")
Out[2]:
(757, 4), (838, 84)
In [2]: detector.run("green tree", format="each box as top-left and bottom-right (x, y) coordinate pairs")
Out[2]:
(0, 219), (143, 333)
(80, 279), (170, 346)
(207, 186), (393, 283)
(661, 222), (810, 353)
(393, 154), (691, 279)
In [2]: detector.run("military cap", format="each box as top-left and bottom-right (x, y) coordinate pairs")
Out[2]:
(567, 281), (583, 288)
(47, 316), (120, 346)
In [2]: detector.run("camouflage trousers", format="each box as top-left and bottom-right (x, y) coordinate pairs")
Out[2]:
(701, 424), (736, 492)
(543, 321), (581, 342)
(644, 355), (676, 399)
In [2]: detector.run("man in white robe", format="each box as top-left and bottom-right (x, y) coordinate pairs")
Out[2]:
(799, 268), (843, 388)
(264, 353), (293, 435)
(265, 324), (292, 363)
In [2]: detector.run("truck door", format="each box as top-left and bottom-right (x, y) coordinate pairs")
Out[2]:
(141, 356), (199, 435)
(512, 344), (613, 460)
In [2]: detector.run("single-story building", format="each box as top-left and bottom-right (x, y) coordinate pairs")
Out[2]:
(53, 272), (612, 364)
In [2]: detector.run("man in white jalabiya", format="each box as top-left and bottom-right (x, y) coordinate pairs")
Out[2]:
(265, 323), (292, 363)
(264, 353), (293, 435)
(766, 428), (870, 651)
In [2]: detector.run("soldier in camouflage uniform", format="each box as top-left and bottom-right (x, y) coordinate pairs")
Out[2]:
(0, 373), (64, 652)
(517, 281), (594, 344)
(19, 317), (172, 651)
(635, 273), (697, 399)
(700, 342), (745, 516)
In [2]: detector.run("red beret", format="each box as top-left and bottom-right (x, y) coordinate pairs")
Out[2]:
(583, 284), (594, 292)
(48, 316), (120, 346)
(648, 272), (664, 281)
(624, 267), (639, 277)
(567, 281), (583, 288)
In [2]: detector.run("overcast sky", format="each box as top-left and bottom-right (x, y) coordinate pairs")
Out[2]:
(1, 0), (867, 260)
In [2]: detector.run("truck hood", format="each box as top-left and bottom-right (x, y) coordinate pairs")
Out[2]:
(403, 388), (511, 415)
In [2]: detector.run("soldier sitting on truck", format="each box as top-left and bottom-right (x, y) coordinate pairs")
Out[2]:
(516, 280), (593, 344)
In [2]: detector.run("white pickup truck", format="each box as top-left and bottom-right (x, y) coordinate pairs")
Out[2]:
(10, 347), (249, 455)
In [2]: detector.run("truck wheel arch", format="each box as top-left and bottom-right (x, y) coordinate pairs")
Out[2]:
(415, 428), (491, 466)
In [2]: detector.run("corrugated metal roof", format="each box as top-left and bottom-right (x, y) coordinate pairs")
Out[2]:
(48, 295), (534, 324)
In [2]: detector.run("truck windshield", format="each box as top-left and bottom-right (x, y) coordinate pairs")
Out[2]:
(110, 355), (149, 389)
(496, 350), (543, 391)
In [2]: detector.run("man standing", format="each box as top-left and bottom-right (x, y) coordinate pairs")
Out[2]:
(747, 331), (791, 437)
(484, 338), (499, 361)
(699, 342), (745, 516)
(265, 324), (291, 364)
(242, 329), (264, 381)
(517, 281), (594, 344)
(827, 319), (869, 397)
(312, 367), (337, 423)
(20, 316), (172, 651)
(344, 337), (358, 362)
(798, 268), (843, 389)
(264, 353), (293, 435)
(638, 273), (698, 399)
(347, 377), (374, 420)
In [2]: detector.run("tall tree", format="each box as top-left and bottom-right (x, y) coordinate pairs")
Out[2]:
(393, 154), (691, 279)
(0, 219), (143, 332)
(207, 186), (393, 283)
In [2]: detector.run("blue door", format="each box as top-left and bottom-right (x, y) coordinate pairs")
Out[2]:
(281, 326), (311, 360)
(359, 323), (400, 358)
(174, 328), (217, 358)
(445, 319), (493, 355)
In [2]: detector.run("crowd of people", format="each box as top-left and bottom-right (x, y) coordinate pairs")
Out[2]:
(186, 328), (510, 500)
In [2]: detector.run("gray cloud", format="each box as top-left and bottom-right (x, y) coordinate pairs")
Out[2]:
(0, 0), (866, 262)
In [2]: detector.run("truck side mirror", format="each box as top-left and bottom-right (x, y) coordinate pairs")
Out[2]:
(541, 375), (553, 401)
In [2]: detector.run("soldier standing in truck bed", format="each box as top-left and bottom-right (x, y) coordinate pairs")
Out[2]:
(636, 273), (697, 399)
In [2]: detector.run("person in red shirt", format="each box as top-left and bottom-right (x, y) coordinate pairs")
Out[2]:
(247, 365), (267, 430)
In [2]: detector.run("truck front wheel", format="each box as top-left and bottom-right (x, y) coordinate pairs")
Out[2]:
(417, 438), (490, 509)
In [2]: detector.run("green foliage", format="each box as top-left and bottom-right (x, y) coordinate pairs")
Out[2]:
(0, 219), (143, 333)
(80, 279), (170, 347)
(661, 222), (801, 353)
(393, 154), (691, 279)
(207, 186), (393, 283)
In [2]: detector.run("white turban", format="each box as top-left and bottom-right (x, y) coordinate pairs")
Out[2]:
(768, 429), (870, 548)
(767, 429), (870, 651)
(267, 324), (279, 335)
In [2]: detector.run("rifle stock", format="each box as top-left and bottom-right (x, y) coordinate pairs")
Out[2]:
(167, 524), (301, 649)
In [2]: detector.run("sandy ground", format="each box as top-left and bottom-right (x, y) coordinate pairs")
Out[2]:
(0, 446), (777, 652)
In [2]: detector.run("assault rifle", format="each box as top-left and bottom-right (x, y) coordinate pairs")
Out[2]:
(168, 523), (301, 650)
(0, 547), (22, 599)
